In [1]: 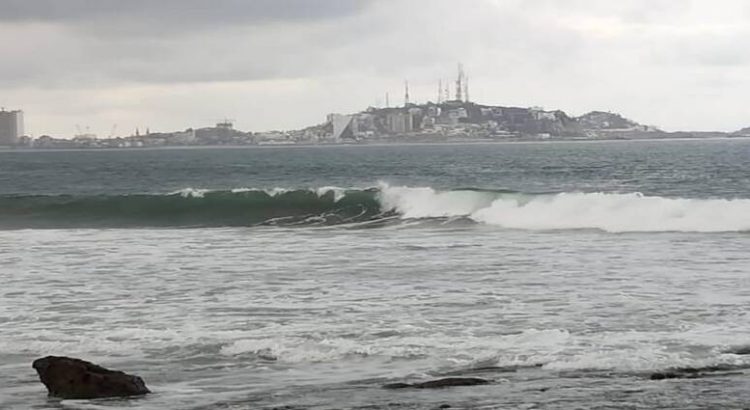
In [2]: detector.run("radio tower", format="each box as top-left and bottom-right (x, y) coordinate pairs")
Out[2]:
(465, 76), (470, 103)
(437, 79), (443, 104)
(444, 80), (450, 103)
(404, 80), (410, 106)
(455, 63), (463, 101)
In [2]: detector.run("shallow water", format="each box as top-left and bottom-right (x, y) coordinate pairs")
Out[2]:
(2, 141), (750, 409)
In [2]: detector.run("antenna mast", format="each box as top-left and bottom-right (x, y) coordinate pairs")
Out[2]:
(465, 76), (470, 103)
(404, 80), (410, 106)
(455, 63), (463, 102)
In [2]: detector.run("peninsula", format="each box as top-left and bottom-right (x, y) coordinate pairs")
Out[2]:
(5, 101), (748, 149)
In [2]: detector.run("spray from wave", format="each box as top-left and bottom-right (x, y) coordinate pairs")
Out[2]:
(1, 183), (750, 232)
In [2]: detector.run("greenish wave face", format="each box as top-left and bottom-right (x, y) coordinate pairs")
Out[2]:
(0, 189), (387, 229)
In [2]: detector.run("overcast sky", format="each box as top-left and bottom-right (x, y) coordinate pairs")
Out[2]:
(2, 0), (750, 137)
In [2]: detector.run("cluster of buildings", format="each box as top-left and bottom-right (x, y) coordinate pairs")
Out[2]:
(0, 102), (666, 149)
(322, 101), (584, 142)
(0, 66), (675, 149)
(32, 121), (257, 149)
(315, 65), (663, 142)
(317, 65), (587, 142)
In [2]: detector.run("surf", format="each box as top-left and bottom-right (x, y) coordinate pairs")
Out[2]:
(1, 183), (750, 232)
(378, 184), (750, 233)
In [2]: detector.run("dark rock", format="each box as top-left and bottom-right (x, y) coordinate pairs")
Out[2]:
(383, 382), (413, 389)
(650, 372), (682, 380)
(32, 356), (150, 399)
(438, 405), (452, 409)
(725, 346), (750, 355)
(416, 377), (490, 388)
(649, 364), (745, 381)
(383, 377), (489, 389)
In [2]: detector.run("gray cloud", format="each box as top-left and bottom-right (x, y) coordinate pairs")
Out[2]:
(0, 0), (372, 27)
(0, 0), (378, 87)
(1, 0), (750, 135)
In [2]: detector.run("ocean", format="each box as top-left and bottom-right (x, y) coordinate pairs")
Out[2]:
(2, 140), (750, 409)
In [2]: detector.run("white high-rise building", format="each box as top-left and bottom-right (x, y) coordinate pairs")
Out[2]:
(0, 109), (24, 145)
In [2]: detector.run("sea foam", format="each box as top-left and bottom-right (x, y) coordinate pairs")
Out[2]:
(377, 184), (750, 233)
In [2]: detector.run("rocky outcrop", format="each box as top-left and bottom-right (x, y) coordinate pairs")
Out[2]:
(32, 356), (150, 399)
(383, 377), (489, 389)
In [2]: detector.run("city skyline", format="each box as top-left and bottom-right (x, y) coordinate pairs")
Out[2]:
(2, 0), (750, 137)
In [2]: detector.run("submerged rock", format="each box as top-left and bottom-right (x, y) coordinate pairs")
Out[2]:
(32, 356), (150, 399)
(649, 365), (745, 381)
(724, 346), (750, 355)
(383, 377), (490, 389)
(650, 372), (685, 380)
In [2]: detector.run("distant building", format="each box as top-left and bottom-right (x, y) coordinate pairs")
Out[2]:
(0, 109), (24, 145)
(530, 108), (557, 121)
(351, 113), (376, 139)
(163, 129), (196, 144)
(386, 112), (413, 134)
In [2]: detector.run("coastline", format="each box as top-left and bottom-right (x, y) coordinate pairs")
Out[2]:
(2, 134), (750, 153)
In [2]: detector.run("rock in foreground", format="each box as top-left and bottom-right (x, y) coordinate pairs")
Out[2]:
(32, 356), (150, 399)
(383, 377), (490, 389)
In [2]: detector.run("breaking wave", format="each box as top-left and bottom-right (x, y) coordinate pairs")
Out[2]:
(378, 185), (750, 232)
(2, 183), (750, 232)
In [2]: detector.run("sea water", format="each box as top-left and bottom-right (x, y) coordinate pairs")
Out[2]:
(1, 140), (750, 409)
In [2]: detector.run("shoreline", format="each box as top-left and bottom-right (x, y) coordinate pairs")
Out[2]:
(2, 135), (750, 153)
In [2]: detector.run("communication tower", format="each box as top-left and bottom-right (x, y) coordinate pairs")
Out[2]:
(455, 63), (464, 102)
(465, 76), (470, 103)
(404, 80), (410, 106)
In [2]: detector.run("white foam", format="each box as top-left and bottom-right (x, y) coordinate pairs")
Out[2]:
(264, 187), (291, 196)
(229, 187), (254, 193)
(542, 349), (750, 372)
(315, 186), (348, 202)
(228, 187), (294, 196)
(171, 188), (209, 198)
(377, 183), (497, 218)
(377, 185), (750, 232)
(172, 186), (353, 202)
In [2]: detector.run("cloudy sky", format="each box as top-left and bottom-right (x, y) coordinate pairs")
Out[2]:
(1, 0), (749, 137)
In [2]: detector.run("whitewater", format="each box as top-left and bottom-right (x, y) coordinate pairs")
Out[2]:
(379, 184), (750, 232)
(2, 140), (750, 409)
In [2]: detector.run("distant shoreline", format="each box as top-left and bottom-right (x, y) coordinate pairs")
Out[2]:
(2, 134), (750, 153)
